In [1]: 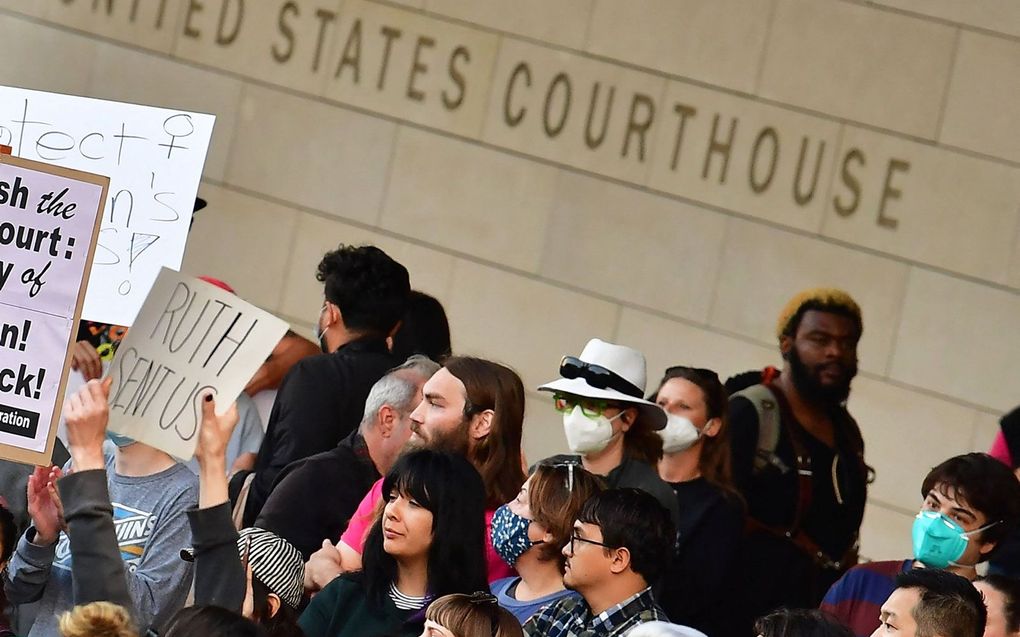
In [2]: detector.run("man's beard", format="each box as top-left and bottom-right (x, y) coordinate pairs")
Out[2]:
(788, 347), (856, 406)
(406, 417), (471, 457)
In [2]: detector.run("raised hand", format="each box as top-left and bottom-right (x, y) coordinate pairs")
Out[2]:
(27, 466), (64, 545)
(193, 393), (239, 470)
(194, 393), (238, 509)
(64, 377), (113, 471)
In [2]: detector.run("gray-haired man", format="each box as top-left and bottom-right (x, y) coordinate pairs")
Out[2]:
(255, 356), (439, 560)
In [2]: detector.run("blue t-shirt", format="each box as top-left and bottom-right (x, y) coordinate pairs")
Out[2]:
(491, 576), (580, 625)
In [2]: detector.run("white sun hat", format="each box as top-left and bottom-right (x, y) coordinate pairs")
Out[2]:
(538, 338), (667, 430)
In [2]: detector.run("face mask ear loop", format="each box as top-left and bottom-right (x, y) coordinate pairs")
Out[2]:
(960, 519), (1002, 540)
(949, 519), (1002, 570)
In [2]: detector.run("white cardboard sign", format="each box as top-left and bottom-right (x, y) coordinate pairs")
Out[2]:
(106, 268), (288, 460)
(0, 86), (215, 326)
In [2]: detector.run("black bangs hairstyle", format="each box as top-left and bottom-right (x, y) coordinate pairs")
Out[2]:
(362, 449), (488, 605)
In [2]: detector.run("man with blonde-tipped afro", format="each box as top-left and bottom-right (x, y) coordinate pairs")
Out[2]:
(728, 288), (870, 627)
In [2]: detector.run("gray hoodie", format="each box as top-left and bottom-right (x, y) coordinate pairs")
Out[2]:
(4, 454), (197, 636)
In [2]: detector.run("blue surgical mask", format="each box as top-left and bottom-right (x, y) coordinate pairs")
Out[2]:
(490, 504), (539, 567)
(911, 511), (997, 568)
(105, 431), (136, 448)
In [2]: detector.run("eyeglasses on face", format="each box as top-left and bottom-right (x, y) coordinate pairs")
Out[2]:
(552, 392), (620, 419)
(569, 530), (616, 554)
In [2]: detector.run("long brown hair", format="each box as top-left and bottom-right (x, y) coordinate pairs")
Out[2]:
(445, 357), (527, 509)
(651, 366), (736, 495)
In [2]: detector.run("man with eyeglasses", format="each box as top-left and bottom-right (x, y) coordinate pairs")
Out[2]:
(537, 339), (679, 528)
(523, 488), (678, 637)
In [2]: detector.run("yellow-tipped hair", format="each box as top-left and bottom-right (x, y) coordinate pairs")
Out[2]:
(775, 287), (862, 341)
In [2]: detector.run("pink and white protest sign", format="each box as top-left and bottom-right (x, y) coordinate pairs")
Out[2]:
(0, 154), (107, 464)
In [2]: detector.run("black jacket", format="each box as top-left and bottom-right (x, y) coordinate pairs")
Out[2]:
(238, 337), (398, 526)
(256, 432), (380, 560)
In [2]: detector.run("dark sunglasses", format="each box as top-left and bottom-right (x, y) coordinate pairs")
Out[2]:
(559, 356), (642, 398)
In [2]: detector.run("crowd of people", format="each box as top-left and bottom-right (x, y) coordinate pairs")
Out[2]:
(0, 243), (1017, 637)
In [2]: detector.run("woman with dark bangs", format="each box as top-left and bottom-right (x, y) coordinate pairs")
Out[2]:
(299, 449), (489, 637)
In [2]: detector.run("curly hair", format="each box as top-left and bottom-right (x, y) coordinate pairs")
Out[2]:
(59, 602), (137, 637)
(315, 244), (410, 337)
(775, 287), (862, 342)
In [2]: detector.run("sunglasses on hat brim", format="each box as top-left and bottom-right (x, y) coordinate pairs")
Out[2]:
(559, 356), (643, 398)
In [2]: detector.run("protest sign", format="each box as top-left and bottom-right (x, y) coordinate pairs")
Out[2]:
(0, 86), (215, 326)
(106, 268), (288, 460)
(0, 153), (107, 465)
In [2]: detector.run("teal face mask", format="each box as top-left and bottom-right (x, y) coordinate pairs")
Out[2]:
(911, 510), (997, 568)
(105, 431), (136, 448)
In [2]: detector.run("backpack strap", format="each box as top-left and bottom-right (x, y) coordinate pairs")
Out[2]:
(735, 383), (858, 571)
(732, 384), (786, 475)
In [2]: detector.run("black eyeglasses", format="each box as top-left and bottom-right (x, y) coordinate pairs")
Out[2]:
(569, 530), (616, 554)
(559, 356), (642, 398)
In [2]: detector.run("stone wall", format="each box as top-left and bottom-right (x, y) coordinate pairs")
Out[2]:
(2, 0), (1019, 559)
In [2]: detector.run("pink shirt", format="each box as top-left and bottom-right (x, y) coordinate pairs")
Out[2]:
(990, 431), (1012, 467)
(340, 478), (515, 582)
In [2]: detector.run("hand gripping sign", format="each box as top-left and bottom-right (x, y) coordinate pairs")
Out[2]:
(0, 151), (108, 465)
(105, 268), (288, 460)
(0, 86), (215, 327)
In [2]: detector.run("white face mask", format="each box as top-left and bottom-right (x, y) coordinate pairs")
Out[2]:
(562, 405), (624, 455)
(314, 304), (329, 353)
(658, 414), (702, 453)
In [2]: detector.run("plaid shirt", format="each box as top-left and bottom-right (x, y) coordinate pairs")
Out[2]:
(523, 587), (667, 637)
